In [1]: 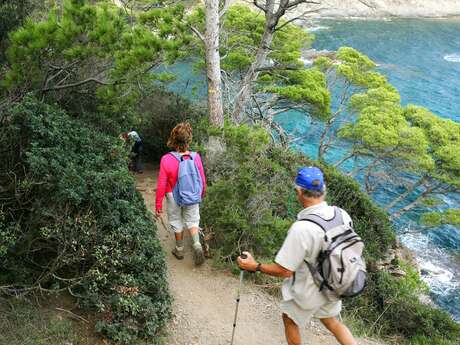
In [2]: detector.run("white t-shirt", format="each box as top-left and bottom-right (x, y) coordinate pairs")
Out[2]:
(275, 202), (352, 309)
(128, 130), (141, 142)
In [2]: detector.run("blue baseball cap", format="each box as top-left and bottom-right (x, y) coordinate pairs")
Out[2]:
(295, 167), (324, 191)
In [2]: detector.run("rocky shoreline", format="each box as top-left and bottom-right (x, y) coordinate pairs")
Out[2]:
(287, 0), (460, 19)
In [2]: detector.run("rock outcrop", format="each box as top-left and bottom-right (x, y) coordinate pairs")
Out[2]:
(304, 0), (460, 18)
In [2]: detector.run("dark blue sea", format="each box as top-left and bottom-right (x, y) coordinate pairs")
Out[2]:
(166, 19), (460, 321)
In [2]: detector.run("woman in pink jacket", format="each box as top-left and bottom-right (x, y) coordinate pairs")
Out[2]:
(155, 123), (206, 265)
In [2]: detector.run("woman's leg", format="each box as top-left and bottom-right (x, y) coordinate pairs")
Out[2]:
(188, 226), (204, 265)
(184, 204), (204, 265)
(171, 230), (184, 259)
(166, 194), (185, 259)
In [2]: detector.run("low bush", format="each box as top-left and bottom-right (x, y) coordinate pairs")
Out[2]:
(199, 122), (460, 344)
(0, 98), (171, 344)
(137, 88), (204, 162)
(200, 122), (395, 261)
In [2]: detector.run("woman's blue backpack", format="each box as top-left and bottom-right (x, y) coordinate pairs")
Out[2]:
(170, 152), (203, 206)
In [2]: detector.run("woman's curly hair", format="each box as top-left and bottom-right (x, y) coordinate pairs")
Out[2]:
(167, 122), (193, 152)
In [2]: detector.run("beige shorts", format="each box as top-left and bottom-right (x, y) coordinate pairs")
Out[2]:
(281, 299), (342, 327)
(166, 193), (200, 233)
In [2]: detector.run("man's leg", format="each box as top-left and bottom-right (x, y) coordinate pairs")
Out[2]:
(135, 154), (142, 173)
(320, 317), (357, 345)
(282, 313), (301, 345)
(136, 144), (143, 173)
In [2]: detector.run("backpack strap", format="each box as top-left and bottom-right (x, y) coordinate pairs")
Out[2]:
(298, 207), (344, 233)
(304, 259), (334, 292)
(169, 151), (195, 162)
(169, 151), (181, 161)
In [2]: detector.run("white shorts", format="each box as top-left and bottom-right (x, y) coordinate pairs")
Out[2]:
(166, 193), (200, 233)
(280, 299), (342, 326)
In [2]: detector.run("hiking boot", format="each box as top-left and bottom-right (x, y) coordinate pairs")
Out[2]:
(193, 243), (205, 266)
(172, 247), (184, 260)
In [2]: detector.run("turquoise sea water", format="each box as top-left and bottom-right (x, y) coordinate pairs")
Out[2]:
(166, 19), (460, 321)
(309, 19), (460, 321)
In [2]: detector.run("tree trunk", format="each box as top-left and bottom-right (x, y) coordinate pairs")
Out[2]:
(231, 1), (324, 120)
(393, 183), (437, 218)
(318, 117), (335, 161)
(204, 0), (224, 128)
(383, 176), (426, 212)
(204, 0), (225, 169)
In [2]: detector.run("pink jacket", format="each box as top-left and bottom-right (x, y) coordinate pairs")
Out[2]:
(155, 152), (207, 212)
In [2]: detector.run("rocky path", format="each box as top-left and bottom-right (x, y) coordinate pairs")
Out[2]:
(136, 165), (383, 345)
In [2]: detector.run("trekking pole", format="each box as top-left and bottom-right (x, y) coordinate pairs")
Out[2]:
(230, 253), (247, 345)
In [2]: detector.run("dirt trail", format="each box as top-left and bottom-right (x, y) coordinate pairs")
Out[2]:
(136, 164), (383, 345)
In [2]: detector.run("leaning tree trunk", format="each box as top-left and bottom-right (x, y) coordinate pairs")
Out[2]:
(384, 176), (426, 212)
(204, 0), (225, 169)
(231, 31), (275, 121)
(231, 0), (277, 120)
(231, 0), (320, 120)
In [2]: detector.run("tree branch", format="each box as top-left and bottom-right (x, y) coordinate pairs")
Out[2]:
(356, 0), (377, 9)
(334, 152), (355, 168)
(393, 182), (442, 218)
(286, 0), (320, 9)
(253, 0), (267, 12)
(40, 78), (109, 92)
(254, 65), (301, 72)
(190, 25), (205, 44)
(384, 176), (427, 211)
(219, 0), (232, 17)
(275, 8), (325, 31)
(252, 95), (289, 147)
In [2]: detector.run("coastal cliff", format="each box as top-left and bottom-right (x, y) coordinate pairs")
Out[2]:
(313, 0), (460, 18)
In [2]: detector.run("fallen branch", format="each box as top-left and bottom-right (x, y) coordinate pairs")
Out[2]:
(55, 307), (89, 323)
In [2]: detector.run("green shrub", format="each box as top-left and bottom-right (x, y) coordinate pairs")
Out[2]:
(137, 88), (204, 162)
(199, 122), (460, 344)
(0, 97), (171, 344)
(200, 122), (395, 261)
(345, 271), (460, 344)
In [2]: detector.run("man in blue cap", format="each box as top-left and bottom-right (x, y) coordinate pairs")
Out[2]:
(238, 167), (357, 345)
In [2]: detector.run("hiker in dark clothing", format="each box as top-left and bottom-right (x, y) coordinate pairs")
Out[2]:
(128, 128), (143, 173)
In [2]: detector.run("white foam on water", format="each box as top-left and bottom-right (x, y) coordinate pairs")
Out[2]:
(306, 25), (330, 32)
(401, 231), (459, 295)
(420, 261), (454, 284)
(300, 57), (313, 66)
(444, 54), (460, 63)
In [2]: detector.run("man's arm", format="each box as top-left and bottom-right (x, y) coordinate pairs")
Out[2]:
(237, 252), (293, 279)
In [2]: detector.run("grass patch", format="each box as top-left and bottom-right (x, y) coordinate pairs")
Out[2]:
(0, 297), (97, 345)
